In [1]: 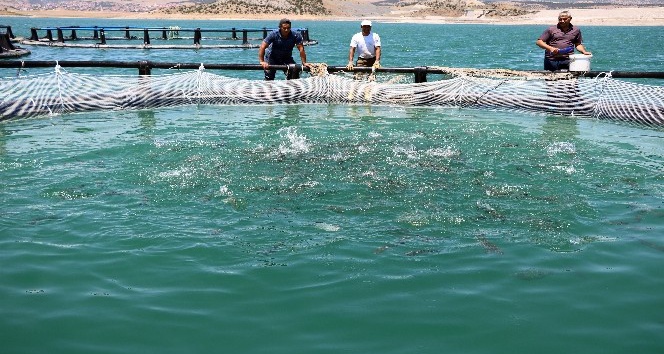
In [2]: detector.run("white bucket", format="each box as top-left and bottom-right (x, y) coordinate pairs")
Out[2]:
(569, 54), (592, 71)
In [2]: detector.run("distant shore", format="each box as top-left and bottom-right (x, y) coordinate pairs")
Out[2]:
(2, 7), (664, 26)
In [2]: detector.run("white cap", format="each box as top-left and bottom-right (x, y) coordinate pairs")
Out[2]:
(361, 20), (372, 27)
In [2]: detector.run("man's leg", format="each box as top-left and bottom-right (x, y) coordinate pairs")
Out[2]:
(264, 56), (278, 80)
(285, 57), (298, 80)
(264, 68), (277, 81)
(544, 58), (570, 72)
(354, 57), (376, 80)
(557, 59), (570, 71)
(544, 58), (556, 71)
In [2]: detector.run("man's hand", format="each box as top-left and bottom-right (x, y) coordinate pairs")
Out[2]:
(346, 61), (354, 71)
(260, 61), (269, 69)
(372, 61), (381, 69)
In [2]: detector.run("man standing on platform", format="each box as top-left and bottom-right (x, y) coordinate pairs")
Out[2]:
(259, 18), (310, 80)
(536, 10), (591, 71)
(346, 20), (381, 72)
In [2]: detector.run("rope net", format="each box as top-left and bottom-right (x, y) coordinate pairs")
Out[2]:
(1, 65), (663, 127)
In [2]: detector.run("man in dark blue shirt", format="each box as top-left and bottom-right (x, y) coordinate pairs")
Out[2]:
(258, 18), (311, 80)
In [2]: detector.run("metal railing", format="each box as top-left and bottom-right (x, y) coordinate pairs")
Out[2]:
(1, 60), (663, 82)
(26, 26), (312, 46)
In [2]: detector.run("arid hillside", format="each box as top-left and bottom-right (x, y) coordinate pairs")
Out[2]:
(0, 0), (534, 17)
(1, 0), (662, 24)
(155, 0), (534, 17)
(157, 0), (331, 16)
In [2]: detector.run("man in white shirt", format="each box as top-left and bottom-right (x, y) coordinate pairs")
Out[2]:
(347, 20), (381, 71)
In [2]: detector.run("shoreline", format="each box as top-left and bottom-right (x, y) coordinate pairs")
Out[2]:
(2, 7), (664, 26)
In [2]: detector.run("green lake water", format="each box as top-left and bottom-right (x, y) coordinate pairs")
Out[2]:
(1, 18), (663, 353)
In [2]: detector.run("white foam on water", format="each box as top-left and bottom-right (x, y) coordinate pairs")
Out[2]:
(276, 127), (310, 156)
(546, 142), (576, 156)
(426, 146), (460, 158)
(314, 222), (340, 232)
(552, 165), (577, 175)
(393, 144), (420, 160)
(218, 185), (233, 197)
(485, 184), (523, 197)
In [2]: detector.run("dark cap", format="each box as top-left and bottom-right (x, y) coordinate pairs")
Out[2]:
(279, 18), (291, 26)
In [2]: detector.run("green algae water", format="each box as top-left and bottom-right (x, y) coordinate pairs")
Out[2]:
(1, 19), (663, 354)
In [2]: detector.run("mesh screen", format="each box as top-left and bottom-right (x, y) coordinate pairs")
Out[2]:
(1, 65), (662, 127)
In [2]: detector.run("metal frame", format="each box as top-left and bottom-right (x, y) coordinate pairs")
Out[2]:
(1, 60), (663, 83)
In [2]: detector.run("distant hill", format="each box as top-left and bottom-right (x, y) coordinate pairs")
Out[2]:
(1, 0), (661, 17)
(150, 0), (533, 22)
(154, 0), (529, 17)
(157, 0), (330, 16)
(489, 0), (662, 4)
(391, 1), (534, 18)
(500, 0), (663, 10)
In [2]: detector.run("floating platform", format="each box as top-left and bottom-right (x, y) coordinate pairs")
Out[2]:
(20, 25), (318, 49)
(0, 47), (30, 58)
(1, 27), (30, 58)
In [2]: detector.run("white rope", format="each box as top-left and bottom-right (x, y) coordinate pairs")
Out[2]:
(54, 62), (66, 116)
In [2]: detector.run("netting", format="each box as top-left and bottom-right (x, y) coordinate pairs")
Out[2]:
(1, 64), (663, 127)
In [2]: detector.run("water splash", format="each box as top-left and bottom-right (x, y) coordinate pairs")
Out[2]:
(276, 127), (310, 156)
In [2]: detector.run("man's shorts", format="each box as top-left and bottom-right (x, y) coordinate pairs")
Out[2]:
(265, 56), (298, 80)
(356, 57), (376, 67)
(544, 58), (570, 71)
